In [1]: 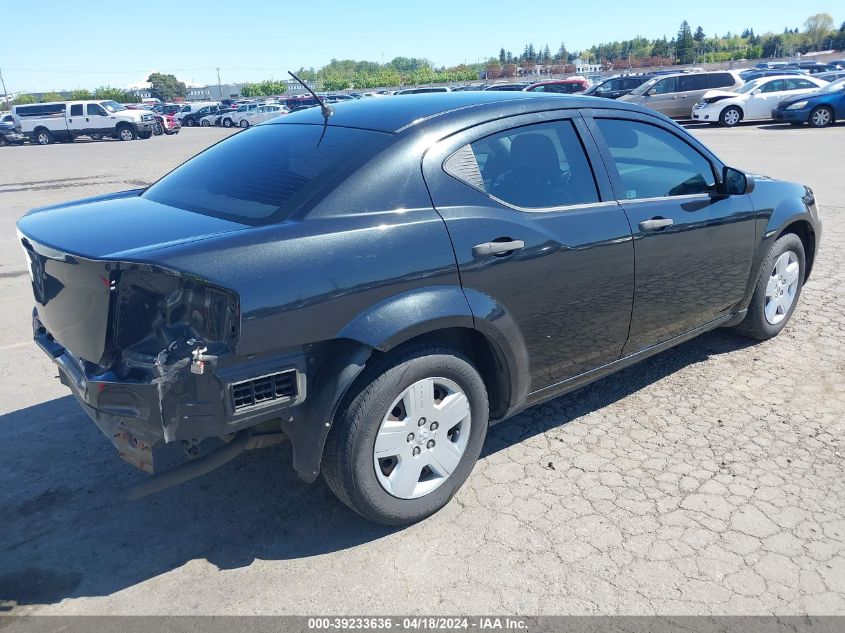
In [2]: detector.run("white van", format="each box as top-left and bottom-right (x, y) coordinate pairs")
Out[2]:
(14, 100), (156, 144)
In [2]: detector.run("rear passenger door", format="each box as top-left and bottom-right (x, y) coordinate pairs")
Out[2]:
(643, 77), (679, 117)
(67, 103), (85, 134)
(586, 113), (756, 353)
(422, 112), (635, 392)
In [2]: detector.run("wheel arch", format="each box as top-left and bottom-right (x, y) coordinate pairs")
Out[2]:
(777, 218), (817, 280)
(283, 286), (528, 482)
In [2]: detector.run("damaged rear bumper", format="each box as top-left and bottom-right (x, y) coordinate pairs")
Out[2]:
(34, 314), (306, 474)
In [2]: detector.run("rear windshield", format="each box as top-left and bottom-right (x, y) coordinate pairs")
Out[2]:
(143, 123), (390, 224)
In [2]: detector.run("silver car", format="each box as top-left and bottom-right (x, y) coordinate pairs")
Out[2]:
(620, 71), (743, 119)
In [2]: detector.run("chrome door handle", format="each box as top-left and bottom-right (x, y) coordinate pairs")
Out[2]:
(639, 218), (674, 231)
(472, 240), (524, 257)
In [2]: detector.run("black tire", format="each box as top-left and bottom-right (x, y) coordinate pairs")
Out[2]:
(720, 106), (743, 127)
(809, 106), (833, 128)
(138, 131), (152, 139)
(239, 119), (249, 128)
(733, 233), (806, 340)
(222, 118), (233, 128)
(34, 128), (52, 145)
(116, 124), (136, 141)
(322, 344), (489, 526)
(200, 119), (210, 127)
(0, 137), (7, 147)
(184, 117), (194, 127)
(153, 123), (164, 136)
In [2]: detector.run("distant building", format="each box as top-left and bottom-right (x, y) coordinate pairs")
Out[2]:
(572, 58), (603, 74)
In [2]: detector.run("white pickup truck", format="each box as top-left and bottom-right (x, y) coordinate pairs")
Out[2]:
(14, 100), (156, 144)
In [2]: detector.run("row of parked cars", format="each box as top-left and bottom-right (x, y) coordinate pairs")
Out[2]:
(0, 99), (182, 145)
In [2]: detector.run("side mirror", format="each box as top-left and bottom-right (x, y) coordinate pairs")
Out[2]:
(644, 88), (654, 96)
(751, 89), (761, 95)
(723, 167), (755, 195)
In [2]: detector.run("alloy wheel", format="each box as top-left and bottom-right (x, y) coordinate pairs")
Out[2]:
(723, 108), (741, 126)
(765, 251), (800, 325)
(373, 377), (471, 499)
(119, 128), (134, 141)
(811, 108), (831, 127)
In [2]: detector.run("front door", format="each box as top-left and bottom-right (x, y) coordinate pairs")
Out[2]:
(588, 114), (756, 354)
(423, 112), (635, 392)
(642, 76), (679, 117)
(84, 103), (110, 136)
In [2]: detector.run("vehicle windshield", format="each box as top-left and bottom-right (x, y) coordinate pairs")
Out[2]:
(819, 78), (845, 93)
(736, 80), (765, 94)
(143, 123), (390, 224)
(628, 78), (658, 96)
(100, 100), (127, 113)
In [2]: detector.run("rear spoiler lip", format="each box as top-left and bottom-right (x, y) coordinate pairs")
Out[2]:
(23, 188), (144, 217)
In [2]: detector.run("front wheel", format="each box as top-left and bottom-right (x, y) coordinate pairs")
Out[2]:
(809, 106), (833, 128)
(734, 233), (805, 340)
(200, 119), (210, 127)
(239, 119), (249, 128)
(117, 125), (136, 141)
(153, 123), (164, 135)
(322, 344), (489, 525)
(222, 118), (233, 128)
(720, 106), (742, 127)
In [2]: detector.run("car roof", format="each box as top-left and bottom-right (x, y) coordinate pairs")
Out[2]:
(270, 91), (646, 133)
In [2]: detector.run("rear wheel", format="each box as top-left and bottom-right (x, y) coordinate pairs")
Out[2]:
(239, 119), (249, 128)
(734, 233), (805, 340)
(138, 131), (152, 139)
(720, 106), (742, 127)
(200, 119), (210, 127)
(153, 122), (164, 135)
(222, 118), (233, 128)
(322, 344), (489, 525)
(0, 137), (6, 147)
(34, 129), (53, 145)
(809, 106), (833, 128)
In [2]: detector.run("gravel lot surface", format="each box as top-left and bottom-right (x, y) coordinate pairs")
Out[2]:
(0, 122), (842, 615)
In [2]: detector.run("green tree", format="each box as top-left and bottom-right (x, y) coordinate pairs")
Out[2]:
(804, 13), (834, 50)
(555, 42), (568, 63)
(92, 86), (137, 102)
(499, 48), (506, 65)
(146, 72), (187, 101)
(12, 94), (36, 106)
(676, 20), (696, 63)
(69, 89), (93, 100)
(40, 92), (63, 103)
(694, 26), (706, 42)
(322, 76), (350, 91)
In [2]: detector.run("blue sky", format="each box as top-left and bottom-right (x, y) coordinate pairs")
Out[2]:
(1, 1), (840, 92)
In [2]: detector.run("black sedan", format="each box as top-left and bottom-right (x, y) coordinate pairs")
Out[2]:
(17, 92), (821, 525)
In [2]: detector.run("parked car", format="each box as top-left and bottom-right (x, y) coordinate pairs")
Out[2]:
(153, 103), (183, 116)
(619, 71), (742, 118)
(1, 112), (19, 129)
(692, 75), (827, 126)
(788, 62), (839, 74)
(483, 83), (530, 91)
(233, 104), (287, 127)
(739, 68), (807, 82)
(220, 102), (266, 127)
(394, 87), (451, 95)
(582, 75), (654, 99)
(816, 71), (845, 83)
(152, 114), (181, 135)
(524, 78), (589, 94)
(14, 100), (156, 144)
(199, 107), (236, 126)
(0, 122), (25, 146)
(181, 103), (221, 127)
(16, 92), (821, 525)
(772, 77), (845, 127)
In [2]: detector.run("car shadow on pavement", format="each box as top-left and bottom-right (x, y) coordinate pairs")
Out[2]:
(0, 328), (755, 610)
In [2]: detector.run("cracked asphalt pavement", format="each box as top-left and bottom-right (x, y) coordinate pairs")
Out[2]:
(0, 124), (842, 615)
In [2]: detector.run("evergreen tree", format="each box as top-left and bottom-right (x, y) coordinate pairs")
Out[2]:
(694, 26), (705, 42)
(676, 20), (696, 64)
(499, 48), (506, 65)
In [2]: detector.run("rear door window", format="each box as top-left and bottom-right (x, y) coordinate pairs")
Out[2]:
(70, 104), (83, 116)
(709, 73), (736, 88)
(445, 120), (599, 209)
(595, 119), (716, 200)
(143, 124), (390, 224)
(678, 75), (708, 91)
